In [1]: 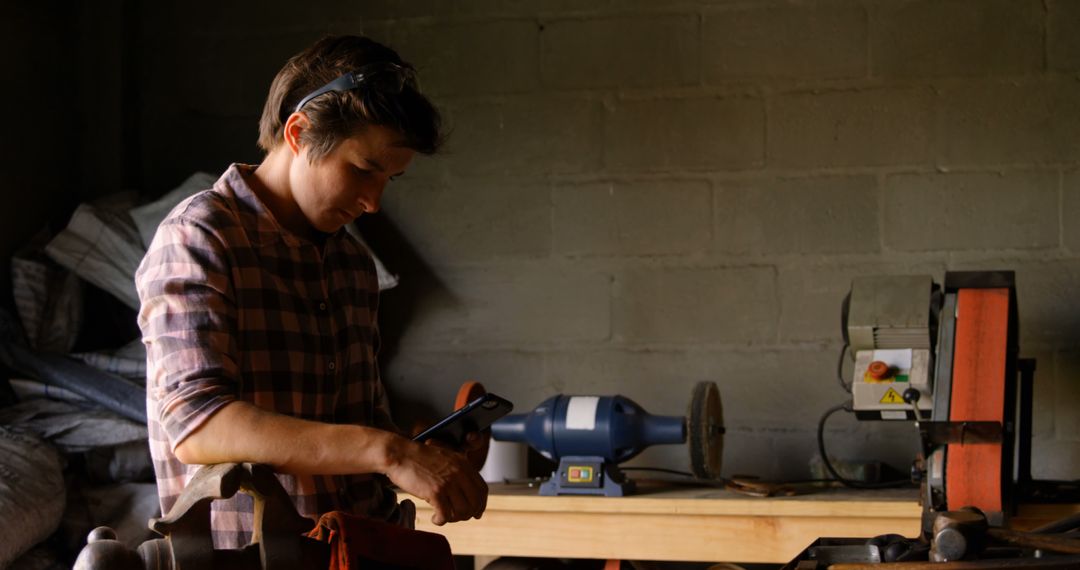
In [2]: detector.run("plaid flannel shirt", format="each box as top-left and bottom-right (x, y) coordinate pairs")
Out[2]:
(136, 164), (401, 548)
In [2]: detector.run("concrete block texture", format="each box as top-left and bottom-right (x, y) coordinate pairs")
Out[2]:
(140, 1), (359, 35)
(702, 1), (867, 82)
(883, 171), (1059, 252)
(380, 20), (540, 96)
(871, 0), (1044, 77)
(605, 96), (764, 171)
(1052, 352), (1080, 441)
(1049, 0), (1080, 71)
(542, 349), (713, 405)
(636, 424), (916, 481)
(379, 177), (552, 264)
(545, 347), (920, 479)
(714, 175), (880, 255)
(1031, 438), (1080, 480)
(442, 96), (604, 176)
(348, 0), (453, 21)
(1029, 350), (1056, 440)
(1013, 261), (1080, 347)
(540, 14), (699, 89)
(777, 261), (947, 343)
(553, 179), (712, 256)
(612, 265), (777, 343)
(455, 0), (612, 18)
(946, 258), (1080, 347)
(123, 0), (1080, 483)
(1065, 170), (1080, 253)
(394, 263), (611, 348)
(938, 79), (1080, 166)
(382, 349), (549, 432)
(769, 87), (934, 168)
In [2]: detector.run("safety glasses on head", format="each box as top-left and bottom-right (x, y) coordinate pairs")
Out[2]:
(293, 62), (417, 113)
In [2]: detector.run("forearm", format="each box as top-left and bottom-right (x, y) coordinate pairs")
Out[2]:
(173, 401), (408, 476)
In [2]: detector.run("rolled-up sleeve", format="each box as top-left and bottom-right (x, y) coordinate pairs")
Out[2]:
(136, 217), (239, 451)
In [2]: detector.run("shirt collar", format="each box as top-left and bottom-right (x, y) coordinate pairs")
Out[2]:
(218, 163), (347, 248)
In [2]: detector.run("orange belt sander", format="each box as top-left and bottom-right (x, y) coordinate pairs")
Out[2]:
(926, 272), (1020, 529)
(844, 271), (1031, 531)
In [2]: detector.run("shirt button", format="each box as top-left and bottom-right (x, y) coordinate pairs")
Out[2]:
(319, 302), (328, 311)
(328, 361), (336, 371)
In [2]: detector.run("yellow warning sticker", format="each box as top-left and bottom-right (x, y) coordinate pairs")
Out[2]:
(880, 388), (904, 404)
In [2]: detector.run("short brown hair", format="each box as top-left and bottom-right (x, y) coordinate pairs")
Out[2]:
(257, 35), (443, 160)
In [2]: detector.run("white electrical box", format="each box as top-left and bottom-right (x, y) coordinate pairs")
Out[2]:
(852, 348), (933, 420)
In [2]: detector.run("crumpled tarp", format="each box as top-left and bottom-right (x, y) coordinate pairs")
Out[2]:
(8, 378), (88, 404)
(71, 338), (147, 381)
(11, 236), (83, 354)
(44, 193), (144, 311)
(59, 482), (160, 552)
(0, 342), (146, 424)
(128, 172), (217, 248)
(0, 399), (147, 453)
(7, 547), (68, 570)
(0, 427), (65, 568)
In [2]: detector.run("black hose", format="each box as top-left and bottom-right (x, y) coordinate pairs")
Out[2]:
(818, 402), (914, 489)
(837, 343), (851, 393)
(1033, 512), (1080, 534)
(620, 467), (695, 477)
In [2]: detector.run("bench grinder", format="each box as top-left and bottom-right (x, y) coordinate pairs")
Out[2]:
(491, 381), (724, 496)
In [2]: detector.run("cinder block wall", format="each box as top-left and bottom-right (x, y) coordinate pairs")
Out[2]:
(137, 0), (1080, 480)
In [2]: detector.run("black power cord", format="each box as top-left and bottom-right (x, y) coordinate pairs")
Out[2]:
(836, 343), (851, 394)
(817, 402), (915, 489)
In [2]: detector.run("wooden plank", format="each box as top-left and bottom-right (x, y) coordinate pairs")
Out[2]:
(400, 485), (923, 563)
(1012, 503), (1080, 531)
(400, 485), (1080, 563)
(411, 510), (920, 563)
(401, 485), (921, 518)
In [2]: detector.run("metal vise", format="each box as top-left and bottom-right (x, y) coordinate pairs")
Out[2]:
(73, 463), (328, 570)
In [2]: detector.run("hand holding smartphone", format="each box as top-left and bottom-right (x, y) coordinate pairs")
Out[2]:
(412, 393), (513, 447)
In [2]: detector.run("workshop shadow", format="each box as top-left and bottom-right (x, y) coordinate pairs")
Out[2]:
(479, 558), (779, 569)
(358, 211), (461, 431)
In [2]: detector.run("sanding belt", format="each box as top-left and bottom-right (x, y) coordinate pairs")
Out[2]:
(946, 287), (1009, 513)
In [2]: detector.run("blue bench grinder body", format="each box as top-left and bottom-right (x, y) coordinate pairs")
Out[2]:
(491, 382), (723, 496)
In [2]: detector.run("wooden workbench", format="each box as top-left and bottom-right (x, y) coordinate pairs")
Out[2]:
(401, 482), (924, 564)
(401, 484), (1080, 564)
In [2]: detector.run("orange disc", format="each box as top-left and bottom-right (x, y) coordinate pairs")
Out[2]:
(454, 380), (490, 471)
(454, 380), (486, 410)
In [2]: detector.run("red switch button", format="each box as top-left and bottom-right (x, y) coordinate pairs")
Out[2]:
(868, 360), (891, 380)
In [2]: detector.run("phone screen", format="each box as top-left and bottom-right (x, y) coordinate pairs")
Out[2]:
(412, 393), (513, 445)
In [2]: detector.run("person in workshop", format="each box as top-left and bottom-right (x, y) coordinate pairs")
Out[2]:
(135, 35), (487, 548)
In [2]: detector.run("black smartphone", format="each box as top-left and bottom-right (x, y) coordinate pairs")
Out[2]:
(412, 393), (513, 446)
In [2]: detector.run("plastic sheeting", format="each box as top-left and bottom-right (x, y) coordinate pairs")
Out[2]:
(0, 399), (148, 453)
(0, 343), (146, 424)
(0, 428), (65, 568)
(7, 547), (67, 570)
(44, 194), (144, 311)
(60, 482), (160, 551)
(8, 378), (88, 404)
(71, 338), (147, 381)
(11, 239), (83, 354)
(129, 172), (217, 248)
